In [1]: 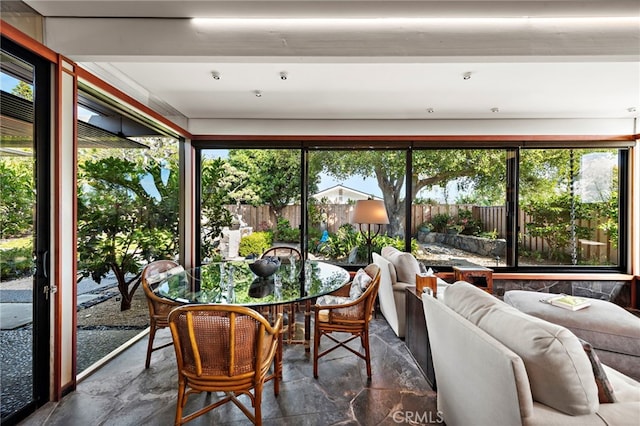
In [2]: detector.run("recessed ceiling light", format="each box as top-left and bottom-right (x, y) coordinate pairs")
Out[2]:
(463, 72), (472, 80)
(426, 108), (435, 113)
(254, 90), (262, 97)
(491, 107), (499, 113)
(211, 71), (220, 80)
(280, 71), (288, 80)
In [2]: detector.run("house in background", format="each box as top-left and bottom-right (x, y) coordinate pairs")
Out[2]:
(312, 185), (382, 205)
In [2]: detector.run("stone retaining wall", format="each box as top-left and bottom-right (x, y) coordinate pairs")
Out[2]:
(420, 232), (506, 259)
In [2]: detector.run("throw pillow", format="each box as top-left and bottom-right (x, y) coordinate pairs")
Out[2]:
(579, 338), (617, 403)
(316, 295), (351, 306)
(381, 246), (420, 284)
(145, 265), (184, 284)
(349, 268), (372, 300)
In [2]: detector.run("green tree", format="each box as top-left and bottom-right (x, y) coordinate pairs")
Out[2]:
(200, 158), (259, 259)
(77, 156), (179, 311)
(228, 149), (321, 221)
(522, 193), (595, 261)
(519, 148), (619, 261)
(0, 159), (34, 238)
(320, 149), (505, 237)
(11, 81), (33, 101)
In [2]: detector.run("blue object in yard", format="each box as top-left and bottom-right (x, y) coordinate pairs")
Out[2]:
(320, 230), (329, 243)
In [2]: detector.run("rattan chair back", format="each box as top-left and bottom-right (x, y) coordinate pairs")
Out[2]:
(312, 263), (381, 379)
(168, 304), (283, 425)
(261, 246), (301, 264)
(141, 260), (182, 368)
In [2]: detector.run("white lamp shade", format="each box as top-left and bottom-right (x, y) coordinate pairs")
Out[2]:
(352, 200), (390, 224)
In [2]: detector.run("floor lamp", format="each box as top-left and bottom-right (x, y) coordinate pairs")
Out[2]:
(352, 199), (390, 264)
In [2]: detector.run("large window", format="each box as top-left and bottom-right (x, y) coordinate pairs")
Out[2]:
(412, 149), (507, 270)
(197, 148), (302, 264)
(75, 88), (180, 373)
(193, 142), (628, 273)
(518, 148), (621, 267)
(307, 148), (407, 265)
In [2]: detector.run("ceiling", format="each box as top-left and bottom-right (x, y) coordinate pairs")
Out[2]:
(19, 1), (640, 123)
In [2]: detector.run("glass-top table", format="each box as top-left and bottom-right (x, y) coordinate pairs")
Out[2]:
(152, 260), (350, 307)
(152, 260), (350, 353)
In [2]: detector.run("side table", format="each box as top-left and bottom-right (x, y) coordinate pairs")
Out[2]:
(453, 266), (493, 294)
(405, 287), (437, 390)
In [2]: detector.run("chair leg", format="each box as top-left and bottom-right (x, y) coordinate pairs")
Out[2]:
(175, 379), (186, 425)
(145, 323), (157, 369)
(304, 301), (312, 353)
(313, 327), (321, 378)
(273, 334), (282, 396)
(254, 383), (263, 426)
(362, 331), (372, 379)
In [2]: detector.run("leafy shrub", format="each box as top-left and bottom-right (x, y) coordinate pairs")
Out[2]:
(274, 217), (300, 242)
(457, 209), (483, 235)
(428, 210), (483, 236)
(324, 224), (361, 259)
(239, 231), (272, 257)
(372, 236), (418, 256)
(0, 160), (34, 238)
(430, 213), (451, 233)
(317, 226), (420, 263)
(0, 246), (34, 281)
(308, 228), (323, 253)
(522, 194), (593, 261)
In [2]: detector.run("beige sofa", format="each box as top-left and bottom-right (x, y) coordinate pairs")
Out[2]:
(373, 246), (448, 337)
(423, 281), (640, 426)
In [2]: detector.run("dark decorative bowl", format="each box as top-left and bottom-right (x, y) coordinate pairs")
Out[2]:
(249, 257), (281, 277)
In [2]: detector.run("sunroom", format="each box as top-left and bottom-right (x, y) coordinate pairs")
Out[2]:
(1, 1), (639, 424)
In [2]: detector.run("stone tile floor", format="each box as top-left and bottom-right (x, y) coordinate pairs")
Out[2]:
(21, 317), (438, 425)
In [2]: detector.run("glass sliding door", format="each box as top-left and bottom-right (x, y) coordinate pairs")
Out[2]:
(0, 39), (51, 424)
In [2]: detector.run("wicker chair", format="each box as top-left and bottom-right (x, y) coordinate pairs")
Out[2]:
(260, 247), (307, 347)
(312, 264), (381, 379)
(168, 305), (283, 425)
(261, 246), (302, 263)
(141, 260), (182, 369)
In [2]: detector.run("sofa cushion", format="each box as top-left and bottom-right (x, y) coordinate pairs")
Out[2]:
(380, 247), (398, 283)
(381, 246), (420, 284)
(444, 281), (599, 416)
(602, 365), (640, 403)
(372, 253), (402, 336)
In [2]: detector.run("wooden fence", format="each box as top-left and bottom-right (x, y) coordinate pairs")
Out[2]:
(227, 203), (617, 263)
